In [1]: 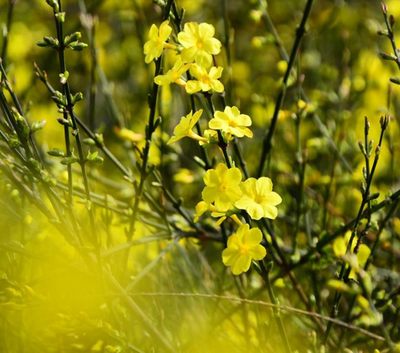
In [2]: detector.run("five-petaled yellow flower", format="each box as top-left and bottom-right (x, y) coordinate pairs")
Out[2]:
(209, 106), (253, 139)
(154, 57), (191, 87)
(186, 65), (224, 94)
(202, 163), (242, 212)
(168, 110), (205, 144)
(222, 224), (266, 275)
(235, 177), (282, 220)
(143, 21), (172, 64)
(178, 22), (222, 68)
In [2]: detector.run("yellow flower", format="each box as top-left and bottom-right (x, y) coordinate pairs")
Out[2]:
(297, 99), (307, 110)
(185, 65), (224, 94)
(332, 231), (371, 279)
(194, 201), (210, 222)
(154, 57), (191, 86)
(194, 200), (243, 226)
(209, 106), (253, 138)
(235, 177), (282, 220)
(143, 21), (172, 64)
(194, 200), (226, 224)
(202, 163), (242, 212)
(114, 127), (144, 143)
(333, 231), (365, 257)
(199, 129), (218, 146)
(174, 168), (195, 184)
(178, 22), (221, 67)
(222, 224), (266, 275)
(332, 236), (347, 258)
(167, 110), (205, 144)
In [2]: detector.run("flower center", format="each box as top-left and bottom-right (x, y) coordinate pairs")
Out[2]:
(196, 40), (204, 49)
(171, 71), (180, 81)
(219, 182), (228, 192)
(239, 244), (249, 256)
(200, 74), (211, 85)
(228, 117), (238, 127)
(254, 194), (264, 204)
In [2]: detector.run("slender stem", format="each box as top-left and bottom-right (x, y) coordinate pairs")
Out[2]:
(261, 3), (352, 173)
(293, 81), (306, 252)
(205, 93), (231, 167)
(0, 0), (16, 66)
(168, 4), (212, 170)
(383, 5), (400, 71)
(323, 117), (388, 344)
(221, 0), (233, 104)
(218, 94), (249, 177)
(35, 42), (200, 238)
(0, 90), (33, 159)
(358, 275), (395, 350)
(53, 0), (96, 244)
(257, 0), (314, 177)
(127, 0), (174, 240)
(336, 196), (399, 351)
(257, 261), (292, 353)
(0, 62), (43, 162)
(273, 185), (400, 280)
(86, 11), (98, 130)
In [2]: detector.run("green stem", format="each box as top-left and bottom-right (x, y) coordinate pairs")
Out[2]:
(0, 0), (16, 66)
(258, 261), (292, 353)
(323, 117), (388, 344)
(257, 0), (314, 177)
(126, 0), (174, 241)
(274, 185), (400, 282)
(53, 0), (96, 244)
(204, 93), (231, 167)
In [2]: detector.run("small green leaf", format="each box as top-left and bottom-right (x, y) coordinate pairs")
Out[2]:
(67, 41), (88, 51)
(37, 36), (59, 49)
(83, 138), (96, 146)
(9, 137), (21, 148)
(31, 120), (46, 133)
(64, 32), (82, 46)
(47, 149), (65, 157)
(71, 92), (84, 104)
(61, 156), (79, 165)
(55, 11), (65, 23)
(46, 0), (59, 11)
(95, 133), (104, 145)
(13, 110), (30, 140)
(59, 71), (69, 85)
(86, 151), (103, 164)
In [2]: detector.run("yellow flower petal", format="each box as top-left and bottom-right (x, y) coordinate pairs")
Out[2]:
(235, 177), (282, 220)
(202, 163), (243, 212)
(333, 236), (347, 257)
(209, 106), (253, 138)
(222, 224), (266, 275)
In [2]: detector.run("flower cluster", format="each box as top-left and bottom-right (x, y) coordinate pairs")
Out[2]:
(167, 105), (254, 146)
(143, 21), (223, 94)
(196, 163), (282, 223)
(195, 163), (282, 275)
(144, 20), (280, 277)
